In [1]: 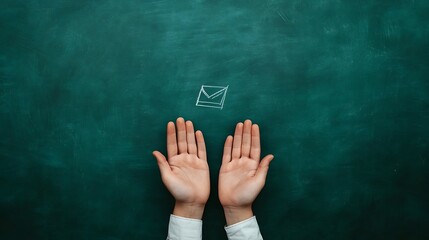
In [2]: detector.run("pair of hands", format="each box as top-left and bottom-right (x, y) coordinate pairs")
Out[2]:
(153, 117), (274, 225)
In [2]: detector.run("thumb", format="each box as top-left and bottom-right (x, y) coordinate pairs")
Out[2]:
(152, 151), (172, 178)
(255, 154), (274, 186)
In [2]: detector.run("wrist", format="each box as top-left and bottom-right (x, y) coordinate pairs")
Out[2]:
(223, 205), (254, 226)
(173, 202), (206, 220)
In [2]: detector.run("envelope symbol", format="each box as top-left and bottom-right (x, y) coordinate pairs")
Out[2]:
(196, 85), (229, 109)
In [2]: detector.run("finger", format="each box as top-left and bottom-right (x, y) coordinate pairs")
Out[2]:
(250, 124), (261, 161)
(167, 122), (178, 159)
(153, 151), (172, 179)
(254, 154), (274, 186)
(186, 121), (197, 155)
(232, 122), (243, 159)
(222, 135), (233, 164)
(176, 117), (187, 154)
(195, 130), (207, 161)
(241, 119), (252, 157)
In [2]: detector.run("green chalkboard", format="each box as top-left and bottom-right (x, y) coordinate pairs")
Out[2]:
(1, 0), (429, 239)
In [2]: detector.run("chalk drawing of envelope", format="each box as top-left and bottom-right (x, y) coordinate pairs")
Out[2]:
(196, 85), (229, 109)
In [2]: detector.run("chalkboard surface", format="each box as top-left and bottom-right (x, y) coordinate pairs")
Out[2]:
(1, 0), (429, 239)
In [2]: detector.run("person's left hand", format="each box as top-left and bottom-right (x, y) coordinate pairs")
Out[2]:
(218, 120), (274, 225)
(153, 117), (210, 219)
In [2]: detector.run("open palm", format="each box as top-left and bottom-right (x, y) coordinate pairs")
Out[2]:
(153, 118), (210, 205)
(219, 120), (274, 208)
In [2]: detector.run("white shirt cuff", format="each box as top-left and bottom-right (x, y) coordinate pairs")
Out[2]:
(225, 216), (263, 240)
(167, 214), (202, 240)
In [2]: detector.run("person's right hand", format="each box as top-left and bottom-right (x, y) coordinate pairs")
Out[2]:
(153, 117), (210, 219)
(218, 120), (274, 225)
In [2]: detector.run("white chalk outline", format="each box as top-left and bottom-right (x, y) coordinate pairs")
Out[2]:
(195, 85), (229, 109)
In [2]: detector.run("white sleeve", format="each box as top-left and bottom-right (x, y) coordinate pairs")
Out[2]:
(167, 214), (203, 240)
(224, 216), (263, 240)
